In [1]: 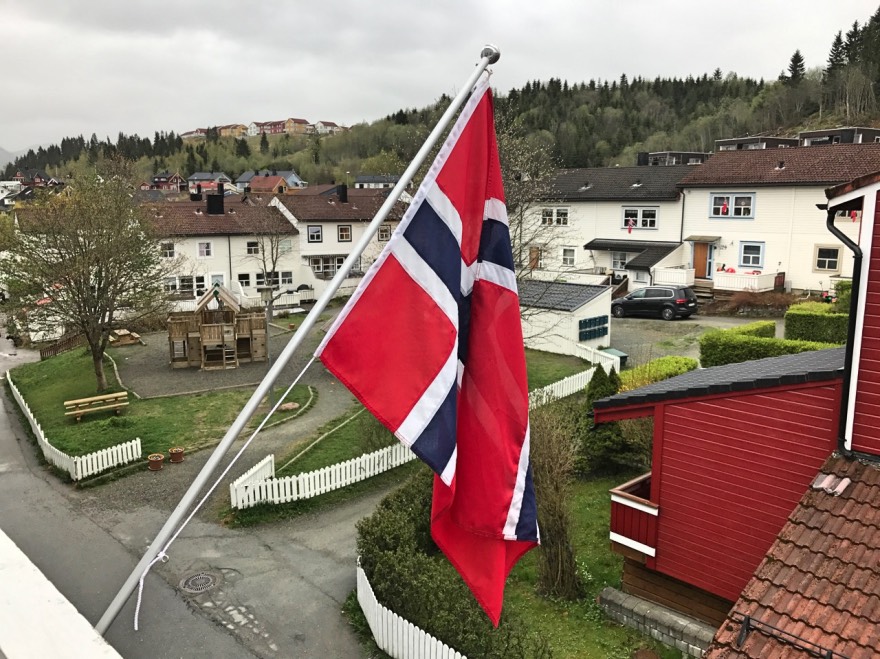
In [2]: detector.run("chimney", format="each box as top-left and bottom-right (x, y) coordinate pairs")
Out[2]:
(636, 151), (649, 166)
(207, 184), (225, 215)
(190, 183), (203, 201)
(338, 183), (348, 203)
(776, 160), (785, 170)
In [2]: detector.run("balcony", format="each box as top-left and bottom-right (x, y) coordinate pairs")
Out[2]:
(609, 472), (658, 560)
(654, 267), (695, 286)
(713, 270), (784, 293)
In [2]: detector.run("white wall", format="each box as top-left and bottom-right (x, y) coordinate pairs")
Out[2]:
(522, 288), (612, 356)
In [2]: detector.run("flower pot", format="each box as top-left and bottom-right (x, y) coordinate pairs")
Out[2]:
(288, 323), (296, 330)
(169, 447), (185, 463)
(147, 453), (164, 471)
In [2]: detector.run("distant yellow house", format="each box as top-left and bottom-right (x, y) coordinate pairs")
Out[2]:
(219, 124), (247, 138)
(285, 117), (313, 135)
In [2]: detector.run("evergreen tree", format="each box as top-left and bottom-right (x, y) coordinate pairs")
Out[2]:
(844, 20), (862, 64)
(260, 132), (269, 154)
(787, 50), (806, 84)
(827, 31), (846, 75)
(235, 137), (251, 158)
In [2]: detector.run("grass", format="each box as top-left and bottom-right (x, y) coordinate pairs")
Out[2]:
(526, 348), (591, 389)
(9, 349), (312, 457)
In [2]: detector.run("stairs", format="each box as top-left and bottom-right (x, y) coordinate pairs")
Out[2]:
(692, 280), (715, 303)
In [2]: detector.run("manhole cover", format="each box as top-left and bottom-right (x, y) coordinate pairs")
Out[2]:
(179, 571), (219, 594)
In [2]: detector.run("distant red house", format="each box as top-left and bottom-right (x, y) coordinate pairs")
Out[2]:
(150, 172), (186, 191)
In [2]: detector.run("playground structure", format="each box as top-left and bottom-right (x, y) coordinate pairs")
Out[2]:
(166, 284), (266, 370)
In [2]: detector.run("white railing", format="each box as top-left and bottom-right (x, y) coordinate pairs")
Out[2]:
(6, 373), (142, 481)
(357, 564), (465, 659)
(653, 267), (695, 286)
(229, 443), (418, 510)
(713, 271), (777, 292)
(575, 345), (621, 374)
(529, 368), (595, 408)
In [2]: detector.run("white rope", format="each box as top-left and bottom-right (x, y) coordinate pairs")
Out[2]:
(133, 354), (317, 630)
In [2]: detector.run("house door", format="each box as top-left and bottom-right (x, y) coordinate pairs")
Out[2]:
(694, 242), (709, 279)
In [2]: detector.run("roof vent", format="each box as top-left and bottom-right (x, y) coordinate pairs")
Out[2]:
(631, 180), (643, 188)
(776, 160), (785, 170)
(579, 182), (592, 191)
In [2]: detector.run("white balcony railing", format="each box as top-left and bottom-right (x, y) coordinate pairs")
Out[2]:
(653, 267), (695, 286)
(713, 271), (777, 292)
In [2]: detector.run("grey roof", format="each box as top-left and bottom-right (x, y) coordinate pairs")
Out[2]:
(236, 170), (305, 185)
(549, 165), (692, 201)
(594, 347), (845, 411)
(187, 171), (231, 182)
(355, 175), (400, 184)
(584, 239), (681, 271)
(518, 280), (609, 312)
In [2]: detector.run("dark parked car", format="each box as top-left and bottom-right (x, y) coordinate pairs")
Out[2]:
(611, 286), (698, 320)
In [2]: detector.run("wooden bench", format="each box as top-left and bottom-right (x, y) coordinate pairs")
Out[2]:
(63, 392), (129, 421)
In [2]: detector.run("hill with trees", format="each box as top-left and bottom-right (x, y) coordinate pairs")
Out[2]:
(6, 5), (880, 186)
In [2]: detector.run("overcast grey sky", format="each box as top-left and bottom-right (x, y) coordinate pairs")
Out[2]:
(3, 0), (878, 153)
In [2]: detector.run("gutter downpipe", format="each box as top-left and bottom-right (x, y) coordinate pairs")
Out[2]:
(822, 204), (862, 457)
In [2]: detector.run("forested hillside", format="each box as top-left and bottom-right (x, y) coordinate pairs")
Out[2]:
(6, 5), (880, 185)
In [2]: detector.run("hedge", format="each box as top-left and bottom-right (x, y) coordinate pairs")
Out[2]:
(700, 329), (838, 368)
(356, 467), (551, 659)
(619, 356), (699, 392)
(785, 301), (849, 344)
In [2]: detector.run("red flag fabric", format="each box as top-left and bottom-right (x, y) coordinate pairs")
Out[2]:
(627, 217), (635, 234)
(721, 200), (729, 215)
(316, 76), (538, 626)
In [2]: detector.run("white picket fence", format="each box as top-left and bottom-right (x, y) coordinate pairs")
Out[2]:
(229, 442), (417, 509)
(357, 563), (465, 659)
(529, 368), (595, 409)
(575, 344), (621, 374)
(6, 372), (142, 481)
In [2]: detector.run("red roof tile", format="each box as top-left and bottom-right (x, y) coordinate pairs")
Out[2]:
(144, 199), (297, 237)
(679, 144), (880, 187)
(247, 176), (287, 192)
(704, 454), (880, 658)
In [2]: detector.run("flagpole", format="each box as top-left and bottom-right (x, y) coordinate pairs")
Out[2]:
(95, 44), (501, 636)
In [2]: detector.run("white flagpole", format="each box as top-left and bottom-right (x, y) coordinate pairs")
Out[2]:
(95, 44), (501, 635)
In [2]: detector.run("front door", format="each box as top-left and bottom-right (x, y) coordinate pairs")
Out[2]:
(694, 242), (709, 279)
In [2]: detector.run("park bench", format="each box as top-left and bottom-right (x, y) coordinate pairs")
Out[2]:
(63, 392), (129, 421)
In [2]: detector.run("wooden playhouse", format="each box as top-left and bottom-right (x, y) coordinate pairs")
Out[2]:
(167, 284), (267, 370)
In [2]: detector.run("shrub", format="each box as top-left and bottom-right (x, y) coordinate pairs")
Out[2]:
(784, 301), (849, 344)
(619, 356), (699, 391)
(700, 330), (837, 367)
(356, 467), (551, 658)
(728, 320), (777, 338)
(833, 279), (852, 314)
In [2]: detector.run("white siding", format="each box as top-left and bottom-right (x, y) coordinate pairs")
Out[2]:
(521, 288), (612, 356)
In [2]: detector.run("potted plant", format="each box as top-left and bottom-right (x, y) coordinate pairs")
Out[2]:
(169, 447), (185, 463)
(147, 453), (164, 471)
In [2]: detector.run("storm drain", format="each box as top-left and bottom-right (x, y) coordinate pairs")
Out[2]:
(179, 571), (219, 594)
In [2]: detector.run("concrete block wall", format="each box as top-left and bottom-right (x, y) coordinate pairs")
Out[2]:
(599, 586), (717, 657)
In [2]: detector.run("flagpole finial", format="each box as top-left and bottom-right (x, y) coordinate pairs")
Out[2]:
(481, 44), (501, 64)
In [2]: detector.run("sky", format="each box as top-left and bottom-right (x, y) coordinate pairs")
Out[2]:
(3, 0), (878, 154)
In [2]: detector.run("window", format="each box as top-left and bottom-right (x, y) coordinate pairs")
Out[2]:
(562, 247), (575, 267)
(612, 252), (627, 270)
(163, 277), (177, 293)
(210, 274), (224, 286)
(635, 270), (648, 282)
(815, 246), (841, 272)
(739, 242), (764, 268)
(160, 242), (175, 258)
(338, 225), (352, 242)
(238, 273), (251, 288)
(378, 224), (391, 241)
(178, 275), (206, 295)
(711, 193), (755, 218)
(279, 238), (292, 254)
(307, 256), (358, 278)
(281, 271), (293, 285)
(528, 246), (544, 270)
(541, 208), (569, 226)
(198, 241), (212, 257)
(246, 241), (259, 255)
(307, 225), (322, 243)
(622, 207), (658, 230)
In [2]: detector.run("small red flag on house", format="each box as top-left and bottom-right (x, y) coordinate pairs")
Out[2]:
(721, 200), (729, 215)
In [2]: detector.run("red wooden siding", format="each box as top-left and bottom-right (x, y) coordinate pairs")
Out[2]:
(653, 383), (840, 602)
(610, 500), (657, 551)
(853, 193), (880, 454)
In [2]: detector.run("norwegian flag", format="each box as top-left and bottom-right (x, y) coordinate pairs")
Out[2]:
(721, 199), (729, 215)
(316, 76), (538, 625)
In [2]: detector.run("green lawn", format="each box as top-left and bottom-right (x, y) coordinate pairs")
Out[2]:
(9, 350), (311, 457)
(526, 348), (590, 389)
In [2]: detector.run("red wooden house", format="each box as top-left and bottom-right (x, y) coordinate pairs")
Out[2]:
(595, 171), (880, 656)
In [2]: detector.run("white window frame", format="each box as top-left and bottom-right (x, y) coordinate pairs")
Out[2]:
(281, 271), (293, 285)
(197, 241), (212, 258)
(378, 224), (391, 241)
(279, 238), (292, 254)
(237, 273), (251, 288)
(561, 247), (576, 267)
(307, 225), (323, 243)
(711, 193), (756, 219)
(814, 245), (841, 273)
(739, 242), (764, 268)
(246, 241), (259, 255)
(163, 277), (178, 293)
(541, 207), (569, 226)
(622, 207), (658, 230)
(612, 251), (627, 270)
(160, 242), (175, 258)
(338, 225), (352, 242)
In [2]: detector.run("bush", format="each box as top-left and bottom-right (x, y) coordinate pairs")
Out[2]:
(356, 467), (551, 658)
(785, 301), (849, 344)
(619, 356), (699, 391)
(728, 320), (777, 338)
(833, 279), (852, 314)
(700, 329), (837, 367)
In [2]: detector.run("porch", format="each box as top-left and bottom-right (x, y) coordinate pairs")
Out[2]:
(609, 472), (657, 562)
(653, 267), (785, 294)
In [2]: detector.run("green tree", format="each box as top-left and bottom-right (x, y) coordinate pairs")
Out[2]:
(259, 132), (269, 155)
(827, 31), (846, 75)
(787, 50), (806, 85)
(0, 162), (174, 391)
(234, 137), (251, 158)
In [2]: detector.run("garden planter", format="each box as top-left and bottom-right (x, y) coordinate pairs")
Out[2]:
(147, 453), (164, 471)
(169, 447), (185, 463)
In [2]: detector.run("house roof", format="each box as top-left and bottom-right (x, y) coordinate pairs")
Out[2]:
(279, 193), (407, 222)
(355, 175), (400, 184)
(187, 172), (231, 182)
(705, 453), (880, 658)
(237, 170), (304, 185)
(317, 121), (339, 127)
(550, 165), (692, 201)
(194, 284), (240, 314)
(144, 199), (298, 237)
(247, 176), (287, 192)
(584, 239), (681, 271)
(518, 280), (609, 312)
(594, 347), (846, 412)
(678, 144), (880, 188)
